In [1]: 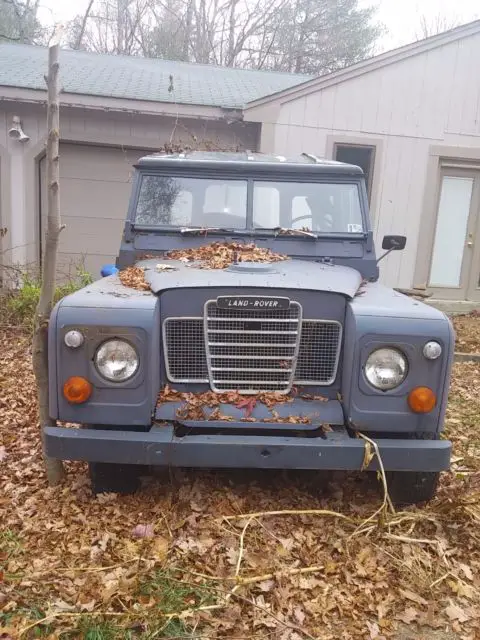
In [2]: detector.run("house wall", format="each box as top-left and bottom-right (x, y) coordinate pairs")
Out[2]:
(0, 101), (258, 275)
(252, 31), (480, 290)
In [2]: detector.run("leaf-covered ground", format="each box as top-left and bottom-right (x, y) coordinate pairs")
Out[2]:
(1, 328), (480, 640)
(452, 313), (480, 354)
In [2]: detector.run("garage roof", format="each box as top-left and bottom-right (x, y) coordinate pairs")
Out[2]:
(0, 43), (312, 109)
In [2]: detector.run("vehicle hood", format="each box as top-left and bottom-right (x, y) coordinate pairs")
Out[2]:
(139, 258), (363, 298)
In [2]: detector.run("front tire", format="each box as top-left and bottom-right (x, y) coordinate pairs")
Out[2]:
(386, 470), (440, 506)
(89, 462), (142, 495)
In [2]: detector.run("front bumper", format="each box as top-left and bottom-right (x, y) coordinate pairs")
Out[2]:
(44, 424), (451, 472)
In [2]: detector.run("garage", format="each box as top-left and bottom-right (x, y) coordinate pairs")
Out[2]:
(40, 144), (151, 279)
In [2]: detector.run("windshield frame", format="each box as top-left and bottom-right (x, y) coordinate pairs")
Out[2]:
(129, 168), (371, 239)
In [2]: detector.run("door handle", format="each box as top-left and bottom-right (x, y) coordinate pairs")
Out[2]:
(467, 233), (474, 248)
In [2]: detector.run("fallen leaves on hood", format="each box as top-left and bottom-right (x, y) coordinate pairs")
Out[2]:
(167, 241), (289, 270)
(118, 265), (150, 291)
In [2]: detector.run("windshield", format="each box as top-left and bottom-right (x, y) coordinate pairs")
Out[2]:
(253, 181), (363, 233)
(134, 175), (364, 233)
(135, 176), (248, 228)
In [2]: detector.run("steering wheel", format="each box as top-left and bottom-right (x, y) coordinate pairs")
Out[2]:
(292, 212), (334, 232)
(291, 214), (313, 225)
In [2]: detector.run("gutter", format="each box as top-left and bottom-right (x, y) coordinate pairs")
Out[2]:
(0, 86), (233, 120)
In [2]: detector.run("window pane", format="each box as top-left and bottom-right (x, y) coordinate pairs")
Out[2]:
(135, 176), (247, 228)
(429, 176), (474, 288)
(252, 186), (280, 228)
(253, 181), (363, 233)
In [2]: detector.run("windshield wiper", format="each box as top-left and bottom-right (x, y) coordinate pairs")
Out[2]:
(180, 227), (245, 235)
(256, 227), (318, 239)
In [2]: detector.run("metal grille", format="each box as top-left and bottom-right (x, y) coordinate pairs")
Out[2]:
(295, 320), (342, 385)
(205, 301), (302, 394)
(162, 309), (342, 390)
(163, 318), (208, 382)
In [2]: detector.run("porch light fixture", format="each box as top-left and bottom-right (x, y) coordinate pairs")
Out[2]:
(8, 115), (30, 143)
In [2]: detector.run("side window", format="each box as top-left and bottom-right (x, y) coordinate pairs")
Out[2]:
(334, 144), (376, 203)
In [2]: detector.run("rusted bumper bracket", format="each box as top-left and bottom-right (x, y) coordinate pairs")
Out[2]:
(44, 425), (451, 472)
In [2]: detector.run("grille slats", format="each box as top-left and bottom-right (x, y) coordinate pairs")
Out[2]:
(206, 300), (301, 394)
(162, 301), (342, 391)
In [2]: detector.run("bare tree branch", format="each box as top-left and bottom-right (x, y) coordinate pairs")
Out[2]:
(71, 0), (95, 49)
(416, 13), (460, 40)
(63, 0), (381, 73)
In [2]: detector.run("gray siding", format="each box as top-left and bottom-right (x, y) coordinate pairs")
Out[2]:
(252, 31), (480, 289)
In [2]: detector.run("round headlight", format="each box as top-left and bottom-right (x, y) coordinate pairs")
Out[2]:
(64, 329), (84, 349)
(95, 339), (139, 382)
(365, 348), (408, 390)
(423, 341), (442, 360)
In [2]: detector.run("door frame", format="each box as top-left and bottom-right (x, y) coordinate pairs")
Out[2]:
(426, 168), (480, 300)
(413, 145), (480, 301)
(467, 184), (480, 300)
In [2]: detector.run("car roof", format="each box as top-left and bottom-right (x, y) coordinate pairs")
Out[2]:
(136, 151), (364, 175)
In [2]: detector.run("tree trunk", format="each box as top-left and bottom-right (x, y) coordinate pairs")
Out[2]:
(32, 41), (65, 485)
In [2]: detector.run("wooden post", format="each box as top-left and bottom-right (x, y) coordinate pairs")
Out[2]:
(32, 39), (65, 485)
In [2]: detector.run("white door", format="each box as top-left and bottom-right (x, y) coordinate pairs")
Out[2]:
(428, 169), (480, 301)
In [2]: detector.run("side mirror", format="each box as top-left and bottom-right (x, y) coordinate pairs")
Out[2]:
(382, 235), (406, 251)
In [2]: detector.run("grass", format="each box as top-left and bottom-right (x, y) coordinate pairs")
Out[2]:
(76, 619), (126, 640)
(70, 616), (192, 639)
(138, 569), (217, 613)
(0, 529), (23, 581)
(0, 606), (53, 638)
(0, 529), (22, 557)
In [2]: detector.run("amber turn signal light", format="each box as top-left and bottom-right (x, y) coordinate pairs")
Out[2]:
(408, 386), (436, 413)
(63, 376), (92, 404)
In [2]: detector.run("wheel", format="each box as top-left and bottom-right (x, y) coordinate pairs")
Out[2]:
(89, 462), (143, 495)
(372, 432), (442, 506)
(386, 470), (440, 506)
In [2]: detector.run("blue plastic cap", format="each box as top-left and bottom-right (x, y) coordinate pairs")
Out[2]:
(101, 264), (119, 277)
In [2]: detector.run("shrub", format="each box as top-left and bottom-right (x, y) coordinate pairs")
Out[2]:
(2, 265), (93, 329)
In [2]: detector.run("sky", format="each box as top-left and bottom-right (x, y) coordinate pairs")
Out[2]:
(370, 0), (479, 49)
(37, 0), (480, 52)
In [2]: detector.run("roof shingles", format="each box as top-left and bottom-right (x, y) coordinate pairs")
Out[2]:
(0, 43), (311, 109)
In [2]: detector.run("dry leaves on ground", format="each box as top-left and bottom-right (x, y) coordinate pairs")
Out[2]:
(1, 328), (480, 640)
(452, 311), (480, 354)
